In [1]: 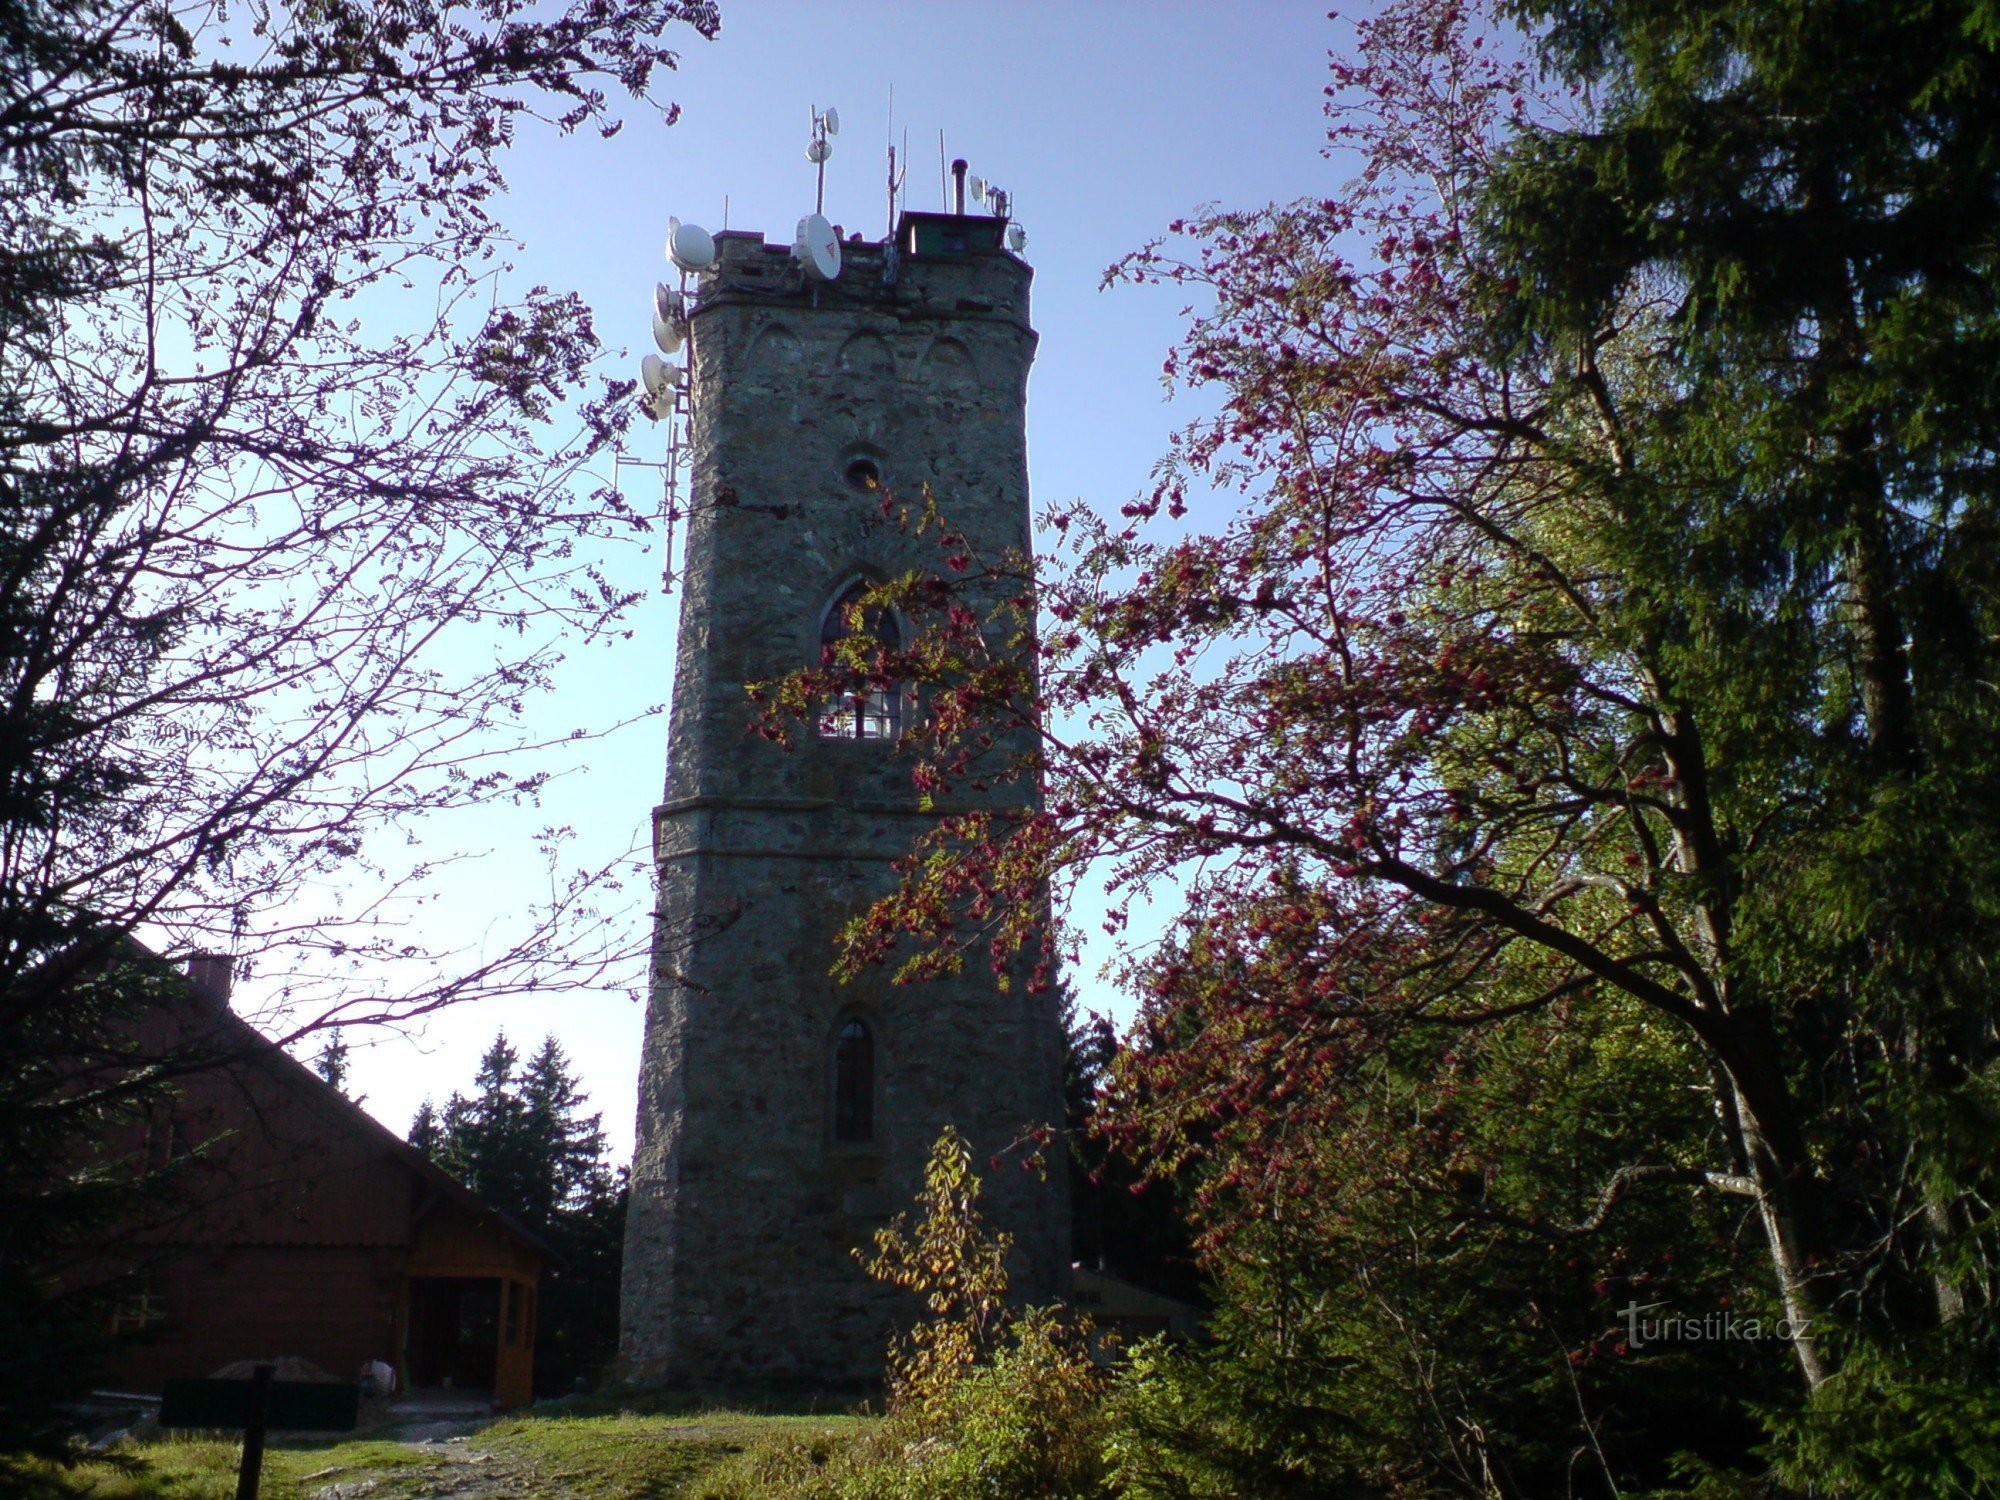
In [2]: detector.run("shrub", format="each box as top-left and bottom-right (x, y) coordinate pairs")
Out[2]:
(1763, 1350), (2000, 1499)
(695, 1129), (1114, 1500)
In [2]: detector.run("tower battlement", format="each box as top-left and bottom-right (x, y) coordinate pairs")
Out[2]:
(690, 214), (1030, 327)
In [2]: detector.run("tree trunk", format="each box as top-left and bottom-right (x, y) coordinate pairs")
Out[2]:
(1716, 1019), (1834, 1390)
(1737, 1096), (1834, 1389)
(1832, 412), (1916, 776)
(1809, 237), (1916, 777)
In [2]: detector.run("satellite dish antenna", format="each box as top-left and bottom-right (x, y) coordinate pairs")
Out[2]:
(641, 353), (669, 397)
(667, 219), (715, 273)
(794, 213), (842, 281)
(968, 175), (985, 207)
(822, 107), (840, 136)
(806, 137), (831, 165)
(646, 388), (674, 421)
(653, 281), (687, 351)
(1007, 223), (1028, 253)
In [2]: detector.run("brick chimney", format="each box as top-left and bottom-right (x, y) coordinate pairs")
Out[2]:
(184, 954), (234, 1003)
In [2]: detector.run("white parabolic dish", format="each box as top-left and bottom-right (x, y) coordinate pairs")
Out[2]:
(668, 219), (716, 273)
(793, 213), (841, 281)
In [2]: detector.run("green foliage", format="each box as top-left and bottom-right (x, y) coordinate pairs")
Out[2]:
(1098, 983), (1785, 1498)
(425, 1035), (618, 1236)
(704, 1316), (1109, 1500)
(311, 1030), (351, 1096)
(693, 1128), (1113, 1500)
(860, 1126), (1015, 1411)
(1762, 1350), (2000, 1499)
(856, 1312), (1112, 1500)
(1476, 0), (2000, 1389)
(38, 1413), (860, 1500)
(410, 1034), (626, 1393)
(1107, 1334), (1379, 1500)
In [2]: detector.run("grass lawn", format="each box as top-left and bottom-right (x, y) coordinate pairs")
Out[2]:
(34, 1405), (868, 1500)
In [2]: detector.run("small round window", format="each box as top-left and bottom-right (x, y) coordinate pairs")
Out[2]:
(845, 457), (882, 491)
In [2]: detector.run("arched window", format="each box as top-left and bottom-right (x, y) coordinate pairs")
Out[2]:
(833, 1017), (875, 1142)
(818, 582), (903, 740)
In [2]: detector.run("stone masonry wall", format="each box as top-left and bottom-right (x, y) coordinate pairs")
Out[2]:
(619, 225), (1071, 1384)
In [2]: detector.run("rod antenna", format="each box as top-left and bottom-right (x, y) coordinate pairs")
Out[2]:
(884, 87), (908, 236)
(807, 104), (840, 214)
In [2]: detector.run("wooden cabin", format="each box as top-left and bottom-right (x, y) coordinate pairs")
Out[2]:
(92, 955), (549, 1410)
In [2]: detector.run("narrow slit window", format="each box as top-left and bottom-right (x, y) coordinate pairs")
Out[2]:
(818, 583), (903, 740)
(833, 1018), (875, 1142)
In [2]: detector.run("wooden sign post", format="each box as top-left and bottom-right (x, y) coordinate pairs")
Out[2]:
(233, 1364), (271, 1500)
(160, 1365), (360, 1500)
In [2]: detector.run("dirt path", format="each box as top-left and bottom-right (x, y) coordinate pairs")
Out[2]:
(303, 1436), (526, 1500)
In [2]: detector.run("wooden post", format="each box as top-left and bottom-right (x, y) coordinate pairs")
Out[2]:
(234, 1363), (274, 1500)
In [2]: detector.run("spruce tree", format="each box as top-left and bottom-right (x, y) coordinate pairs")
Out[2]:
(312, 1031), (352, 1097)
(409, 1033), (625, 1392)
(1482, 0), (2000, 1390)
(409, 1100), (442, 1159)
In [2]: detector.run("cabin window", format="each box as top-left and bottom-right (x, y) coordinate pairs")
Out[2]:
(818, 582), (902, 740)
(833, 1018), (875, 1143)
(110, 1275), (165, 1333)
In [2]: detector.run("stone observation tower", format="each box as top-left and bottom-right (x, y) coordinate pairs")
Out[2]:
(619, 179), (1071, 1384)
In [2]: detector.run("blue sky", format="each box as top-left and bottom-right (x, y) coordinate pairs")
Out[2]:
(330, 1), (1347, 1160)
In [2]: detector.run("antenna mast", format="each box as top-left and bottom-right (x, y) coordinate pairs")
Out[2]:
(884, 86), (907, 236)
(808, 105), (839, 214)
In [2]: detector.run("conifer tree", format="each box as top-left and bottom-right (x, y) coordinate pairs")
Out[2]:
(1478, 0), (2000, 1379)
(312, 1031), (352, 1097)
(410, 1033), (625, 1391)
(409, 1100), (443, 1159)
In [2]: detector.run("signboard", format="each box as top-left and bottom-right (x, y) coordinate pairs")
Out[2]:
(161, 1375), (360, 1431)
